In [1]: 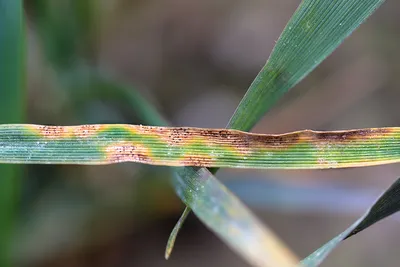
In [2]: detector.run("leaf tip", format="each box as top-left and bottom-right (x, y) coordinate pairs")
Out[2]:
(165, 207), (191, 260)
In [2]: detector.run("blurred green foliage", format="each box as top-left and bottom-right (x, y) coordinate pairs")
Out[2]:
(0, 1), (25, 266)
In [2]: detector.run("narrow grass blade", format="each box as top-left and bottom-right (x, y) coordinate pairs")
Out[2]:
(173, 167), (299, 267)
(228, 0), (385, 131)
(301, 178), (400, 266)
(165, 206), (190, 259)
(0, 1), (25, 266)
(0, 124), (399, 169)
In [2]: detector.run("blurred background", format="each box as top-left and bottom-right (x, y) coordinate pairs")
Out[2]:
(5, 0), (400, 266)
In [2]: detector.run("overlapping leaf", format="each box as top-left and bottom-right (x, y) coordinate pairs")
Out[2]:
(227, 0), (386, 131)
(302, 178), (400, 266)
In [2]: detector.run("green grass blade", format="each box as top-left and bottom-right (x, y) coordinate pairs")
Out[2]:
(301, 178), (400, 266)
(228, 0), (385, 131)
(173, 167), (298, 266)
(165, 206), (190, 260)
(0, 1), (25, 266)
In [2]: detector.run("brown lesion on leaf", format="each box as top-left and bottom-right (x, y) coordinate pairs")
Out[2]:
(35, 125), (72, 139)
(180, 155), (215, 167)
(33, 124), (103, 139)
(104, 142), (154, 164)
(241, 128), (394, 149)
(141, 127), (200, 146)
(194, 127), (396, 152)
(73, 124), (102, 138)
(248, 132), (300, 148)
(310, 128), (393, 141)
(166, 128), (192, 146)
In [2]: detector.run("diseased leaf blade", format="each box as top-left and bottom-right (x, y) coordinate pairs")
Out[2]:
(302, 178), (400, 266)
(0, 125), (399, 170)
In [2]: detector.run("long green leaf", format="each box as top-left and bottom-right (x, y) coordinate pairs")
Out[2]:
(227, 0), (385, 131)
(172, 167), (298, 267)
(302, 178), (400, 266)
(0, 1), (25, 266)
